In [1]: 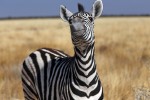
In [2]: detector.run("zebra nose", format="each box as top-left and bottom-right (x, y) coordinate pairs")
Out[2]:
(71, 22), (85, 32)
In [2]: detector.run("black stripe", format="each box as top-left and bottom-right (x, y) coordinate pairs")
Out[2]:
(24, 89), (35, 100)
(42, 48), (68, 57)
(22, 78), (37, 97)
(75, 60), (96, 78)
(89, 81), (102, 97)
(89, 75), (97, 86)
(87, 65), (96, 77)
(22, 61), (35, 85)
(48, 59), (61, 100)
(70, 80), (92, 97)
(38, 50), (48, 100)
(30, 53), (43, 100)
(76, 53), (91, 64)
(48, 59), (56, 100)
(75, 63), (87, 77)
(75, 58), (94, 72)
(22, 70), (35, 90)
(99, 87), (104, 100)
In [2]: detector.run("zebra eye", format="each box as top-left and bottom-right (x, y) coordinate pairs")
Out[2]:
(68, 19), (72, 24)
(89, 17), (93, 22)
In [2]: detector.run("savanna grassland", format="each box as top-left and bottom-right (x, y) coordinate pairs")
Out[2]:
(0, 17), (150, 100)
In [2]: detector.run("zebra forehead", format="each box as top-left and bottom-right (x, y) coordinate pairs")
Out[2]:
(69, 12), (92, 19)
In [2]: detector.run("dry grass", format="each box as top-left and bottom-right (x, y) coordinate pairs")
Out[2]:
(0, 17), (150, 100)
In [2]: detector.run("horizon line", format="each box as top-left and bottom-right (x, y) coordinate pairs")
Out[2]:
(0, 14), (150, 20)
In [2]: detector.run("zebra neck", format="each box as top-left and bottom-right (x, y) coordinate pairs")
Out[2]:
(73, 43), (97, 86)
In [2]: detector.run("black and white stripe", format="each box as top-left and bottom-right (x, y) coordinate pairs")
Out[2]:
(22, 46), (103, 100)
(21, 0), (104, 100)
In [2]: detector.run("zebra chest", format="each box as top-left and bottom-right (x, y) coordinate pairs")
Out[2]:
(68, 83), (100, 100)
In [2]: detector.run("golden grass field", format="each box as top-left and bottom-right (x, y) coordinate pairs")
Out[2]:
(0, 17), (150, 100)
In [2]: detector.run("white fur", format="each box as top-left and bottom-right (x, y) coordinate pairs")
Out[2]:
(92, 0), (103, 18)
(60, 5), (73, 21)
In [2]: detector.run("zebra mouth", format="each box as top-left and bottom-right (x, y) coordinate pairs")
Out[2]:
(73, 29), (85, 34)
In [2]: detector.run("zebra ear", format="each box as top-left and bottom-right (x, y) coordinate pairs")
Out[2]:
(60, 5), (73, 22)
(92, 0), (103, 18)
(78, 3), (84, 12)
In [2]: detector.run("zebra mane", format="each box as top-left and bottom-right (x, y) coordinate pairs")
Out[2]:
(78, 3), (84, 12)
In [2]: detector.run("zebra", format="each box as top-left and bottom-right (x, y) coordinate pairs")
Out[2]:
(21, 0), (104, 100)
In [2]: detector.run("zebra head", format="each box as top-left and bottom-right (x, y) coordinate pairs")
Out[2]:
(60, 0), (103, 51)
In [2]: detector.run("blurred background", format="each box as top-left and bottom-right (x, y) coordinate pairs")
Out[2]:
(0, 0), (150, 100)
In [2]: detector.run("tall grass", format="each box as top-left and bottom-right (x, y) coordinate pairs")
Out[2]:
(0, 17), (150, 99)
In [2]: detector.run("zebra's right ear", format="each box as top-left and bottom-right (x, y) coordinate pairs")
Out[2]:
(60, 5), (73, 22)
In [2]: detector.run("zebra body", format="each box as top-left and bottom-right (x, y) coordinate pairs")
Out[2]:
(21, 0), (104, 100)
(22, 47), (103, 100)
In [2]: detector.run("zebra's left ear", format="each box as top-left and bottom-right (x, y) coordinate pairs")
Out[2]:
(92, 0), (103, 18)
(60, 5), (73, 22)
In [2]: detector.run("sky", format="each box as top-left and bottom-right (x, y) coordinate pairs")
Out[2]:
(0, 0), (150, 18)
